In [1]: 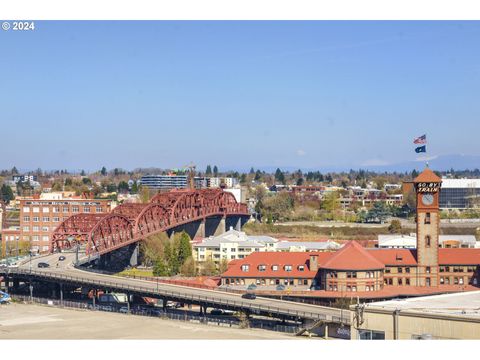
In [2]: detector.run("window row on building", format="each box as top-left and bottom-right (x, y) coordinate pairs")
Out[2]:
(224, 278), (310, 286)
(22, 206), (104, 213)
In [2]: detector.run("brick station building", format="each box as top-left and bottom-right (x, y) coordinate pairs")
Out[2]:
(221, 168), (480, 299)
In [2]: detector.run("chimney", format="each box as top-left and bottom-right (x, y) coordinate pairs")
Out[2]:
(309, 254), (319, 272)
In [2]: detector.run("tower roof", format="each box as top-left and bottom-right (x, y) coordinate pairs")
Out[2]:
(414, 168), (442, 183)
(320, 241), (385, 271)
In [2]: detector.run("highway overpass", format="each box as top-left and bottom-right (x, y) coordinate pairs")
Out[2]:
(1, 252), (351, 326)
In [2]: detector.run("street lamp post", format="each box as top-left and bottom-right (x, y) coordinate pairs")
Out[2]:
(76, 244), (79, 266)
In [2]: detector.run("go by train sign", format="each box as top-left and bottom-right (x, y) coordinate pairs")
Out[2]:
(416, 182), (441, 193)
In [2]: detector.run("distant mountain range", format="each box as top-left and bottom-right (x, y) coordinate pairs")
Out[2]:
(246, 154), (480, 174)
(11, 154), (480, 175)
(359, 154), (480, 173)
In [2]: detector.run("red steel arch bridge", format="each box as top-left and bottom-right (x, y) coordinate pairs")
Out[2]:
(51, 189), (249, 258)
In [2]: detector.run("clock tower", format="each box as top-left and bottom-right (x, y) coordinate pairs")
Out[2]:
(413, 168), (442, 287)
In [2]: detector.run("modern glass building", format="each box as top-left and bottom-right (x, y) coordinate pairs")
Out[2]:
(139, 175), (188, 190)
(439, 178), (480, 209)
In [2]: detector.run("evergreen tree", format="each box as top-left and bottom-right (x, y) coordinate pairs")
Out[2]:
(101, 167), (107, 176)
(213, 165), (218, 177)
(240, 173), (247, 184)
(367, 202), (390, 224)
(11, 166), (18, 175)
(274, 168), (285, 184)
(80, 169), (86, 176)
(131, 181), (138, 194)
(106, 183), (117, 193)
(153, 259), (170, 276)
(118, 181), (129, 193)
(249, 167), (255, 174)
(206, 165), (212, 176)
(0, 184), (14, 203)
(177, 231), (192, 265)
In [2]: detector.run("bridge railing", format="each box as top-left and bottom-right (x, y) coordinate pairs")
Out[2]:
(6, 268), (350, 324)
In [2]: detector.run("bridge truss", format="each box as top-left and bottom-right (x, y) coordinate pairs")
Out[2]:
(51, 189), (249, 256)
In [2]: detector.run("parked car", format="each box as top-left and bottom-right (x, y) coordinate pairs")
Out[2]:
(242, 293), (256, 300)
(210, 309), (225, 315)
(37, 262), (50, 268)
(58, 256), (66, 261)
(119, 306), (129, 314)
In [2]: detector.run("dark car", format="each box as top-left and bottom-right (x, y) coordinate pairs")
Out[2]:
(242, 293), (256, 300)
(210, 309), (225, 315)
(58, 256), (66, 261)
(37, 262), (50, 268)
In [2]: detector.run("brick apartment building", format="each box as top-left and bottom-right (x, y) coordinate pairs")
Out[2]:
(19, 192), (113, 253)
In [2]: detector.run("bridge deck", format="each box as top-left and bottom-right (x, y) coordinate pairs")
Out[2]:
(2, 264), (350, 324)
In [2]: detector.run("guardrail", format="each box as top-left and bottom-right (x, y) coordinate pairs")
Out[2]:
(4, 268), (350, 324)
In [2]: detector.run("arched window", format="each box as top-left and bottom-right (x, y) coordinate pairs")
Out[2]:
(426, 235), (431, 247)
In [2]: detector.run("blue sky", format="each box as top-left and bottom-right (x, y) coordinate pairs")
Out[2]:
(1, 21), (480, 172)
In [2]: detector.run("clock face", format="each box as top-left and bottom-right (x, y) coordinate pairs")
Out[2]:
(422, 194), (434, 206)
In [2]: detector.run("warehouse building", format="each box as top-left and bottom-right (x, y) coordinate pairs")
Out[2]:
(350, 291), (480, 340)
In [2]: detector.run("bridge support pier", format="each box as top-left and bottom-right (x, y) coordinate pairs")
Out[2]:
(195, 220), (206, 239)
(129, 243), (139, 267)
(205, 216), (226, 237)
(59, 284), (63, 305)
(29, 283), (33, 302)
(215, 217), (226, 236)
(199, 305), (208, 315)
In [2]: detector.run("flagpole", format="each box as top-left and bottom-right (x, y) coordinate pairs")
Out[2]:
(425, 134), (428, 168)
(425, 133), (428, 168)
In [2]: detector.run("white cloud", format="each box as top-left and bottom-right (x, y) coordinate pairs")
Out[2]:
(296, 149), (306, 156)
(360, 159), (390, 167)
(415, 155), (438, 162)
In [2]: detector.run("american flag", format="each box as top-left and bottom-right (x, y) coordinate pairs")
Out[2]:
(414, 134), (427, 144)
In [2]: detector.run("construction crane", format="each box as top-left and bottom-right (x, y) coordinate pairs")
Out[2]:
(183, 162), (196, 189)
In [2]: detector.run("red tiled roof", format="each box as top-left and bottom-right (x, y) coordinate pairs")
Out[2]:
(439, 248), (480, 265)
(368, 249), (418, 266)
(320, 241), (385, 270)
(222, 242), (480, 277)
(414, 168), (442, 183)
(222, 252), (330, 278)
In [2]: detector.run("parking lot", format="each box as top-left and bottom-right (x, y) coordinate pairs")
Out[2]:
(0, 303), (299, 340)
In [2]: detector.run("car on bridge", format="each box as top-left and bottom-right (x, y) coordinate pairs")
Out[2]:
(58, 256), (66, 261)
(210, 309), (235, 316)
(242, 293), (256, 300)
(37, 262), (50, 268)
